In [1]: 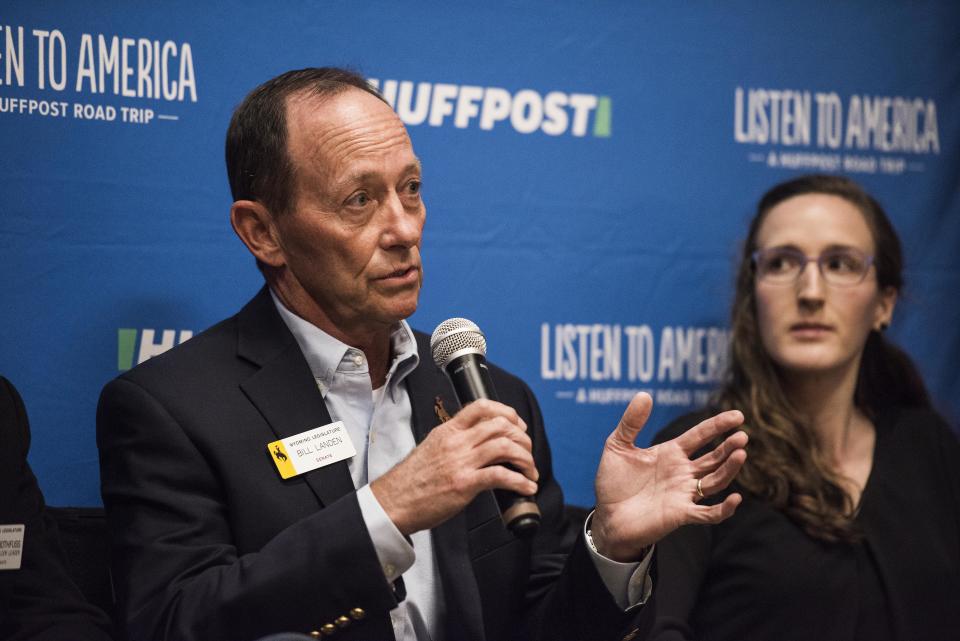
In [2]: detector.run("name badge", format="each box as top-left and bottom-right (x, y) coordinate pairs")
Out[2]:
(0, 524), (25, 571)
(268, 421), (356, 479)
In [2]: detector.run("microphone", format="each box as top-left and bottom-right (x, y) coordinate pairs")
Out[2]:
(431, 318), (541, 536)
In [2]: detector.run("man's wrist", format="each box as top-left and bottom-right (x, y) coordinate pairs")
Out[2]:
(588, 511), (649, 562)
(583, 510), (655, 610)
(356, 484), (415, 582)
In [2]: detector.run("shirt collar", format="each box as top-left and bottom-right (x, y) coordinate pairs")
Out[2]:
(269, 289), (419, 398)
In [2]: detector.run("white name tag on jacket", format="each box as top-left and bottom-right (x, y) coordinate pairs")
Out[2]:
(267, 421), (356, 479)
(0, 524), (24, 570)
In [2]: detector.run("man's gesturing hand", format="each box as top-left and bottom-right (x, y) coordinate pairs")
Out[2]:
(371, 399), (538, 536)
(591, 392), (748, 562)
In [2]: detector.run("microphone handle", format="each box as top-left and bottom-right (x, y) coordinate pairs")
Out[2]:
(446, 354), (541, 537)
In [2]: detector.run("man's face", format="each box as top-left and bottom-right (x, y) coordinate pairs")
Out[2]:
(272, 88), (425, 338)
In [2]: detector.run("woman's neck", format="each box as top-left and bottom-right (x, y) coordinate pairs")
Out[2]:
(782, 363), (876, 504)
(782, 362), (868, 465)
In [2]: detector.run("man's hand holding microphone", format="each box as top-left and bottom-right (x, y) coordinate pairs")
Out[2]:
(372, 318), (748, 561)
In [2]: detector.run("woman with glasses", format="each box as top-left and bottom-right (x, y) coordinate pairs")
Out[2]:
(649, 174), (959, 641)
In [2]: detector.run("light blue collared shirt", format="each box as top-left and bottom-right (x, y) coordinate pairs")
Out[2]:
(271, 291), (442, 641)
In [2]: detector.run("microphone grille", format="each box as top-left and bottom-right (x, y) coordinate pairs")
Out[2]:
(430, 318), (487, 368)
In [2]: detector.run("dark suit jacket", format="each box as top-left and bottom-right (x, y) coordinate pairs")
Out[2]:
(97, 288), (647, 641)
(0, 376), (114, 641)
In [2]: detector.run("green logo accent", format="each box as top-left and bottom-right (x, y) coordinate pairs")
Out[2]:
(593, 96), (612, 138)
(118, 328), (137, 371)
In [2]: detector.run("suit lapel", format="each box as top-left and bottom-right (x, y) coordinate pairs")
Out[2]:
(406, 333), (486, 641)
(234, 299), (485, 638)
(236, 288), (355, 508)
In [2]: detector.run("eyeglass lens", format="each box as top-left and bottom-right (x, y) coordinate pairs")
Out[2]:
(754, 248), (871, 285)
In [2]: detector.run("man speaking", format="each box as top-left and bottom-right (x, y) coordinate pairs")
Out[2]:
(97, 67), (747, 641)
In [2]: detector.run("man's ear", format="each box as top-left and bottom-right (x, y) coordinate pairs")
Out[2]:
(230, 200), (285, 268)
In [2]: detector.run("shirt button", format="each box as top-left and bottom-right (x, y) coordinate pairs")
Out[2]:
(321, 623), (337, 635)
(352, 354), (364, 366)
(350, 607), (366, 620)
(383, 563), (396, 577)
(309, 632), (320, 638)
(336, 616), (351, 628)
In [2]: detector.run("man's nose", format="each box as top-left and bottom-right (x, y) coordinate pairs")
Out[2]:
(380, 191), (423, 248)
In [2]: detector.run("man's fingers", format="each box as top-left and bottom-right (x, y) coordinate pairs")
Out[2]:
(674, 409), (744, 456)
(691, 430), (748, 475)
(471, 438), (539, 482)
(696, 448), (747, 496)
(610, 392), (653, 448)
(466, 416), (533, 452)
(690, 492), (743, 524)
(452, 398), (525, 431)
(474, 465), (538, 497)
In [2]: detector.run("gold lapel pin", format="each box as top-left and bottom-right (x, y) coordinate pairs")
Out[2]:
(434, 396), (452, 424)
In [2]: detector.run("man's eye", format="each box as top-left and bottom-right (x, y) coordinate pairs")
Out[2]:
(405, 180), (421, 195)
(346, 192), (370, 207)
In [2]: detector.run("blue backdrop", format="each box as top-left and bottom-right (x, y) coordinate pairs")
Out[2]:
(2, 1), (958, 508)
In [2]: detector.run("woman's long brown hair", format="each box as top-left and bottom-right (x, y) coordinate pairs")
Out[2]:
(716, 174), (931, 542)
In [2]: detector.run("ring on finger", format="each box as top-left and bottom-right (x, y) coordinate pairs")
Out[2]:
(696, 478), (704, 499)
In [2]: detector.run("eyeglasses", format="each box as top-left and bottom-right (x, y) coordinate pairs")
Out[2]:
(751, 247), (875, 286)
